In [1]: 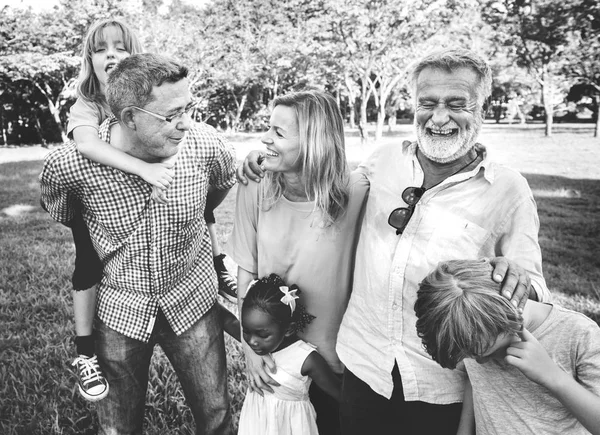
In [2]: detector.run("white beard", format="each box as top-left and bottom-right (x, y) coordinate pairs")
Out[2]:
(415, 118), (481, 164)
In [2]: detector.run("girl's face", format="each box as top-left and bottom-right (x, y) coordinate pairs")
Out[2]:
(91, 25), (131, 93)
(241, 307), (289, 356)
(261, 105), (302, 175)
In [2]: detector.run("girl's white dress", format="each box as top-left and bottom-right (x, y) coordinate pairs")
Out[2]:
(238, 340), (319, 435)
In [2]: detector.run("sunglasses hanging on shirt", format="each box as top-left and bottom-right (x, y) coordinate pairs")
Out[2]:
(388, 152), (481, 235)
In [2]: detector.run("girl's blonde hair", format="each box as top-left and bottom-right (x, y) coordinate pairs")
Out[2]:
(414, 259), (523, 369)
(261, 90), (350, 227)
(76, 18), (143, 104)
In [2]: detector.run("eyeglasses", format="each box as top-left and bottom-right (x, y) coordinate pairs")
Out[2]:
(131, 101), (198, 124)
(388, 186), (426, 235)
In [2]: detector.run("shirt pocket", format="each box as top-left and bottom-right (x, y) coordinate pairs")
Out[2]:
(423, 211), (490, 264)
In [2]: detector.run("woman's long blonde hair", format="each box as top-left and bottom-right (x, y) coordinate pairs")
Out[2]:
(76, 18), (143, 104)
(261, 90), (350, 227)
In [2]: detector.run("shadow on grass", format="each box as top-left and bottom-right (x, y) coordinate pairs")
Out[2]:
(524, 173), (600, 323)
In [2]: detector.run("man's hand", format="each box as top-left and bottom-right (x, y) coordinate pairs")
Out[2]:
(236, 150), (265, 185)
(505, 328), (562, 389)
(489, 257), (533, 310)
(242, 341), (279, 395)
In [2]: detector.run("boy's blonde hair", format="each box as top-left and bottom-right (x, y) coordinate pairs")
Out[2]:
(414, 259), (522, 369)
(76, 18), (143, 104)
(261, 90), (350, 227)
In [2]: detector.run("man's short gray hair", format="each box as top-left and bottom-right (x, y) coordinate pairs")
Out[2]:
(106, 53), (189, 121)
(408, 48), (492, 106)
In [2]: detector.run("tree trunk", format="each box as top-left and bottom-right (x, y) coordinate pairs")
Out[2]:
(34, 83), (67, 143)
(540, 77), (553, 137)
(232, 93), (247, 133)
(359, 98), (368, 144)
(273, 74), (279, 101)
(388, 115), (397, 132)
(375, 103), (385, 141)
(348, 98), (356, 129)
(594, 95), (599, 138)
(358, 74), (370, 144)
(34, 116), (47, 146)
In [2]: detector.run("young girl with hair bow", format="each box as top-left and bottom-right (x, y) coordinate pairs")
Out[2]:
(238, 274), (341, 435)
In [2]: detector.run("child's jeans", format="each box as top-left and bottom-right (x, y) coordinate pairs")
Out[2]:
(340, 364), (462, 435)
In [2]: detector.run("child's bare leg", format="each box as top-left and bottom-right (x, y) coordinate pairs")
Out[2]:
(73, 286), (96, 339)
(208, 222), (221, 257)
(205, 212), (238, 303)
(70, 212), (108, 401)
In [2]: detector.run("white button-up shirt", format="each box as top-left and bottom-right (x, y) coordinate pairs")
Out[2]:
(337, 141), (550, 403)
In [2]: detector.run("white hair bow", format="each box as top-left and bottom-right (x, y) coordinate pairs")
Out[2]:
(279, 286), (299, 315)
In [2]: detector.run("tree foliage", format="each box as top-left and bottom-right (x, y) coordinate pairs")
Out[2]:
(1, 0), (597, 144)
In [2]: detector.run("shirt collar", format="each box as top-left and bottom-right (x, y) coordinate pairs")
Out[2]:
(403, 140), (495, 185)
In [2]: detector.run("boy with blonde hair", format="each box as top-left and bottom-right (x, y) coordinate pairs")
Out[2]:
(415, 259), (600, 435)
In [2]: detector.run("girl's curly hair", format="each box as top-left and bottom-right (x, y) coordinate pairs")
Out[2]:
(242, 273), (315, 334)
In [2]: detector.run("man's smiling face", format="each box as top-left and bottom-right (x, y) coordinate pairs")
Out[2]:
(414, 67), (483, 164)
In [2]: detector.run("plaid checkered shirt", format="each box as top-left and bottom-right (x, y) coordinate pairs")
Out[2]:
(40, 118), (237, 342)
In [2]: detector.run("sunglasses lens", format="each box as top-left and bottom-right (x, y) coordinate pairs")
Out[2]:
(389, 208), (412, 229)
(402, 187), (425, 205)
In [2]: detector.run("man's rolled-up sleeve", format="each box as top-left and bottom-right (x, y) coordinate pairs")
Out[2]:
(496, 195), (551, 302)
(39, 157), (75, 226)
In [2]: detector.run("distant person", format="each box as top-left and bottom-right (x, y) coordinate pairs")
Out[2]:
(506, 97), (525, 124)
(491, 98), (503, 123)
(238, 274), (342, 435)
(41, 53), (236, 434)
(415, 259), (600, 435)
(64, 18), (237, 402)
(230, 89), (369, 435)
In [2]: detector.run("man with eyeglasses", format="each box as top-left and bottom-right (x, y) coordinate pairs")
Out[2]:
(40, 53), (236, 434)
(334, 49), (551, 434)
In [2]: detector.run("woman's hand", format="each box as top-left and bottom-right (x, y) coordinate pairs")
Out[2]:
(242, 341), (279, 396)
(489, 257), (533, 310)
(236, 150), (265, 185)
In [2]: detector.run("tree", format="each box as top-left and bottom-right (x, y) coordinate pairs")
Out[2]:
(327, 0), (478, 142)
(482, 0), (574, 136)
(561, 0), (600, 137)
(0, 52), (80, 142)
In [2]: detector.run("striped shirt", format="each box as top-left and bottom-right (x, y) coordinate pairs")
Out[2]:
(40, 118), (236, 342)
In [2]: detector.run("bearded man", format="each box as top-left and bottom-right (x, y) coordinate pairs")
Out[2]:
(334, 48), (551, 434)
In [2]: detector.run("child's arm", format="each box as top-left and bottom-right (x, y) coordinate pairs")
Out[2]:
(73, 126), (174, 191)
(301, 351), (341, 402)
(216, 303), (240, 341)
(456, 376), (475, 435)
(237, 267), (279, 395)
(506, 328), (600, 435)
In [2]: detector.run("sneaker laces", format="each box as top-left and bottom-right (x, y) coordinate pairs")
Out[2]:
(72, 355), (104, 386)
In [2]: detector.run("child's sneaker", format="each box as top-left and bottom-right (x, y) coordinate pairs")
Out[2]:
(214, 254), (238, 303)
(72, 354), (109, 401)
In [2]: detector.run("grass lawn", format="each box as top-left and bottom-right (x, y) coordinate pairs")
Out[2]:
(1, 123), (599, 434)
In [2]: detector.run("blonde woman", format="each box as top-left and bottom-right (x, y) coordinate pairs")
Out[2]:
(227, 90), (369, 434)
